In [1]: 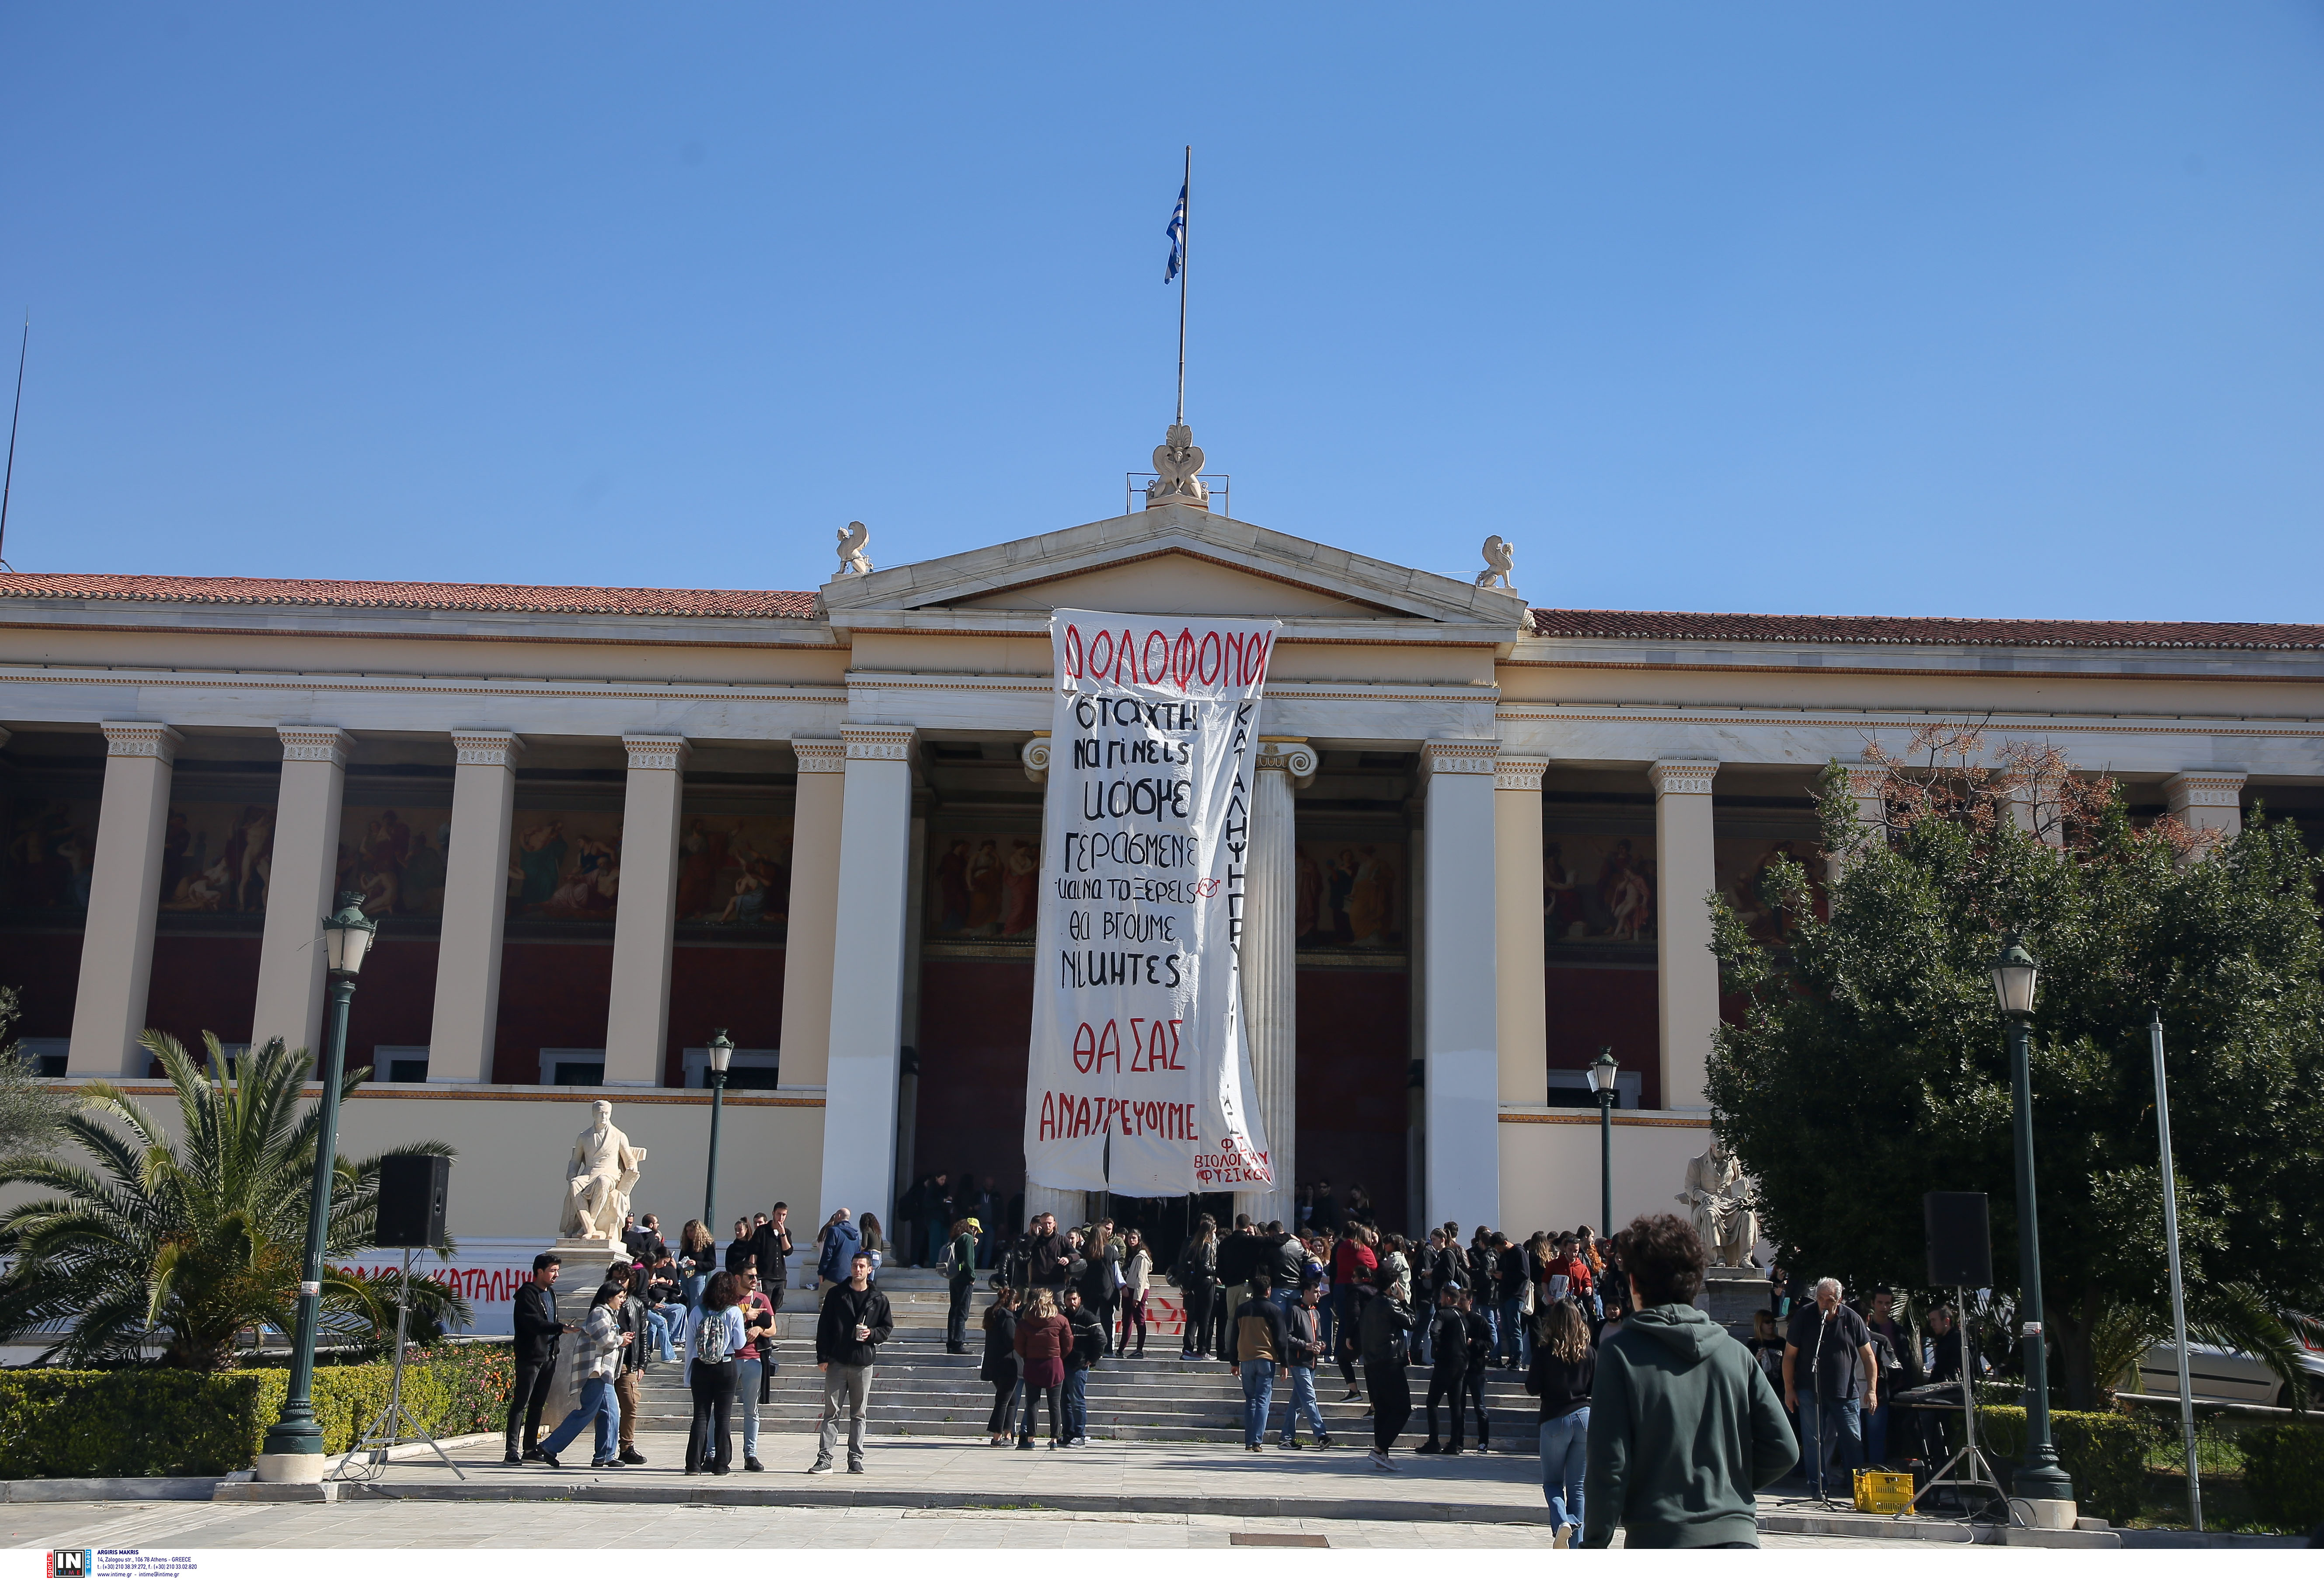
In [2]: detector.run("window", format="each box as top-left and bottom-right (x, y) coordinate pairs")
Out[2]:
(681, 1047), (780, 1089)
(1545, 1067), (1643, 1111)
(18, 1039), (67, 1077)
(539, 1049), (606, 1087)
(374, 1045), (430, 1084)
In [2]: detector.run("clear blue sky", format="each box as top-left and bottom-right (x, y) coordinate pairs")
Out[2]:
(3, 4), (2320, 619)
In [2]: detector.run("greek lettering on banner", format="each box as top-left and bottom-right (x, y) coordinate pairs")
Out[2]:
(1024, 608), (1279, 1195)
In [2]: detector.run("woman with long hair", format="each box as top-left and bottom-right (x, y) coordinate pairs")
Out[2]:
(1011, 1287), (1070, 1448)
(1116, 1228), (1151, 1358)
(685, 1269), (746, 1476)
(678, 1219), (718, 1306)
(1525, 1300), (1597, 1545)
(532, 1279), (628, 1469)
(857, 1212), (886, 1281)
(1175, 1218), (1217, 1360)
(980, 1285), (1022, 1444)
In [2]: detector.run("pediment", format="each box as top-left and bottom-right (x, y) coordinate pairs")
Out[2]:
(818, 503), (1528, 637)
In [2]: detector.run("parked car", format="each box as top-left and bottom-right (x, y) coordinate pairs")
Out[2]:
(2136, 1336), (2324, 1409)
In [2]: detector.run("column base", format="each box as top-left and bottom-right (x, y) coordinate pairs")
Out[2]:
(2016, 1497), (2078, 1531)
(252, 1451), (327, 1485)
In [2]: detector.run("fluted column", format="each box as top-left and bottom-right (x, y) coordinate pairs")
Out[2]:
(1494, 755), (1548, 1108)
(1650, 759), (1720, 1112)
(67, 723), (181, 1076)
(250, 727), (351, 1061)
(1419, 739), (1500, 1232)
(426, 730), (523, 1082)
(1233, 737), (1311, 1229)
(603, 734), (689, 1087)
(775, 738), (845, 1093)
(815, 726), (916, 1232)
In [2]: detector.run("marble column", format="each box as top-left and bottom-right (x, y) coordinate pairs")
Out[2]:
(815, 726), (915, 1231)
(1233, 738), (1312, 1229)
(1419, 739), (1500, 1232)
(1650, 759), (1720, 1112)
(602, 734), (688, 1087)
(775, 738), (845, 1094)
(2164, 771), (2246, 851)
(425, 730), (523, 1083)
(250, 727), (351, 1061)
(1494, 755), (1548, 1108)
(67, 722), (181, 1076)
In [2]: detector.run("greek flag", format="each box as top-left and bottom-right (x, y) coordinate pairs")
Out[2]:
(1164, 182), (1186, 283)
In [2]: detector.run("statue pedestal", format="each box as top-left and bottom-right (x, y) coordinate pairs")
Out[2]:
(1700, 1264), (1773, 1336)
(537, 1242), (617, 1430)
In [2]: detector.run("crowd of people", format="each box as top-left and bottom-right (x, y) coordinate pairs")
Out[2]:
(500, 1192), (1979, 1549)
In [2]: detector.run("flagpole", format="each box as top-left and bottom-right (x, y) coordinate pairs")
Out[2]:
(1176, 146), (1190, 428)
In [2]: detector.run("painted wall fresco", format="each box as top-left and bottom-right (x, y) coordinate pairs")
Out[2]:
(1296, 840), (1406, 950)
(337, 804), (451, 917)
(507, 809), (626, 922)
(6, 797), (100, 912)
(1541, 833), (1656, 946)
(927, 831), (1041, 940)
(675, 814), (793, 932)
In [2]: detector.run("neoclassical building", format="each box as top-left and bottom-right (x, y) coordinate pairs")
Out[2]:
(3, 495), (2317, 1278)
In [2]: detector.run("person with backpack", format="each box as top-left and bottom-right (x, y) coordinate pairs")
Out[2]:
(683, 1270), (746, 1476)
(943, 1216), (980, 1354)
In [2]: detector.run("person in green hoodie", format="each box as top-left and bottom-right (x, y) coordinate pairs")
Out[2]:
(1582, 1214), (1797, 1549)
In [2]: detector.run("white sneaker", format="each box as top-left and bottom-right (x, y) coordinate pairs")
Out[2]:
(1368, 1448), (1394, 1471)
(1067, 1436), (1090, 1448)
(1553, 1525), (1571, 1550)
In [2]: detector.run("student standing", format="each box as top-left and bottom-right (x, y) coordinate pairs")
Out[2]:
(1359, 1278), (1418, 1471)
(533, 1280), (631, 1469)
(1416, 1284), (1470, 1455)
(1116, 1228), (1152, 1358)
(1230, 1270), (1289, 1452)
(1061, 1286), (1104, 1446)
(751, 1202), (794, 1321)
(981, 1286), (1022, 1445)
(734, 1267), (777, 1472)
(1013, 1288), (1071, 1448)
(1275, 1279), (1333, 1449)
(809, 1250), (893, 1474)
(1175, 1219), (1218, 1359)
(683, 1270), (746, 1476)
(944, 1216), (981, 1354)
(1527, 1301), (1597, 1546)
(506, 1253), (571, 1463)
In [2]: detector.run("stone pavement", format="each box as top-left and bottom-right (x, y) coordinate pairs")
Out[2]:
(12, 1497), (1904, 1551)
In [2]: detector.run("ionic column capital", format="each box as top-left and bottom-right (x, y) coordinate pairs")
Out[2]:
(621, 734), (690, 773)
(840, 726), (916, 763)
(1495, 755), (1549, 793)
(1649, 759), (1719, 797)
(276, 726), (353, 767)
(1256, 737), (1318, 781)
(2163, 771), (2246, 813)
(1020, 733), (1051, 782)
(792, 737), (847, 775)
(451, 729), (525, 769)
(100, 721), (181, 763)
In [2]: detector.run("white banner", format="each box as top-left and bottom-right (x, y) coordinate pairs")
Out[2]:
(1023, 608), (1279, 1197)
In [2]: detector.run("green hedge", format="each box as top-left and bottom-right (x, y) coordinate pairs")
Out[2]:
(1975, 1406), (2149, 1526)
(2240, 1422), (2324, 1533)
(0, 1347), (515, 1481)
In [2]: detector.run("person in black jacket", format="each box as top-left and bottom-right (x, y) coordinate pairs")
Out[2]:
(1359, 1280), (1418, 1469)
(1460, 1286), (1495, 1449)
(1175, 1219), (1218, 1359)
(1526, 1300), (1597, 1541)
(980, 1287), (1022, 1444)
(1060, 1286), (1104, 1446)
(751, 1202), (794, 1318)
(1415, 1284), (1470, 1455)
(809, 1250), (894, 1474)
(507, 1253), (573, 1462)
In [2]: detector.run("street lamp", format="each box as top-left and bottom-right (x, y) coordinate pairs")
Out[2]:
(1588, 1048), (1620, 1238)
(258, 892), (375, 1482)
(702, 1029), (733, 1230)
(1990, 933), (2074, 1511)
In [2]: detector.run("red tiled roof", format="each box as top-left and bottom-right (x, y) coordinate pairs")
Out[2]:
(1529, 609), (2324, 651)
(0, 573), (818, 620)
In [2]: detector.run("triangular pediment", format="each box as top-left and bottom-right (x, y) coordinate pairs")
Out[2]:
(818, 503), (1528, 638)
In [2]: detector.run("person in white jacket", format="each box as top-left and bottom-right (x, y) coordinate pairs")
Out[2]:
(535, 1281), (632, 1469)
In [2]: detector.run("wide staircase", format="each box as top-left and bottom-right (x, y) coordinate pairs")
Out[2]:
(636, 1270), (1548, 1451)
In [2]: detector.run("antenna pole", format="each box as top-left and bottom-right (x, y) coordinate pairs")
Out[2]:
(1176, 146), (1190, 428)
(0, 317), (24, 570)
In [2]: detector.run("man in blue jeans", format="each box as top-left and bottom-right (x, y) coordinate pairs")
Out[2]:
(1782, 1277), (1878, 1500)
(1230, 1270), (1288, 1451)
(1275, 1279), (1333, 1448)
(1060, 1286), (1104, 1446)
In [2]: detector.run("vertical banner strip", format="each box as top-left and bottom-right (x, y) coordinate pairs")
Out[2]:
(1023, 609), (1281, 1197)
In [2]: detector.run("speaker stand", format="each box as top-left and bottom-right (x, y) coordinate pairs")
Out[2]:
(331, 1248), (468, 1483)
(1901, 1285), (2015, 1527)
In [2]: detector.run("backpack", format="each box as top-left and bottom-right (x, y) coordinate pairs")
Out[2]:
(936, 1238), (957, 1276)
(694, 1305), (732, 1365)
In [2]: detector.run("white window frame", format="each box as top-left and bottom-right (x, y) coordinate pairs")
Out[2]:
(679, 1046), (780, 1088)
(539, 1048), (608, 1087)
(1545, 1067), (1645, 1111)
(373, 1045), (432, 1084)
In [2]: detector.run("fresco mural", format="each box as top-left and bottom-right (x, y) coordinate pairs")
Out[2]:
(1541, 833), (1657, 946)
(507, 808), (625, 922)
(927, 830), (1041, 940)
(6, 797), (99, 912)
(335, 804), (451, 917)
(1715, 835), (1826, 943)
(675, 814), (793, 932)
(1296, 841), (1406, 950)
(157, 801), (279, 915)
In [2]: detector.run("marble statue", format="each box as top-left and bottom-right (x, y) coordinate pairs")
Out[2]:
(1143, 423), (1209, 510)
(1476, 534), (1517, 592)
(835, 521), (874, 577)
(559, 1099), (647, 1243)
(1675, 1139), (1760, 1268)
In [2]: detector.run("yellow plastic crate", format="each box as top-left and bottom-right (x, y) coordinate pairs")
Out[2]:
(1853, 1468), (1915, 1515)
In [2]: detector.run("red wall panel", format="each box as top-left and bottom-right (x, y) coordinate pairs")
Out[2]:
(1546, 965), (1662, 1110)
(664, 943), (786, 1086)
(146, 935), (261, 1055)
(0, 929), (85, 1040)
(493, 940), (614, 1084)
(911, 958), (1035, 1201)
(1294, 968), (1410, 1219)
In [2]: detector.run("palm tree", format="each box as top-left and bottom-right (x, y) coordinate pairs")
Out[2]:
(0, 1030), (467, 1369)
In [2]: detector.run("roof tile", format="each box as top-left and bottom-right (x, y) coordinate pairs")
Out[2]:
(1528, 608), (2324, 651)
(0, 573), (817, 620)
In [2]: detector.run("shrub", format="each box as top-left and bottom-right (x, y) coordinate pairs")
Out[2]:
(0, 1347), (513, 1480)
(2240, 1422), (2324, 1533)
(1976, 1405), (2150, 1525)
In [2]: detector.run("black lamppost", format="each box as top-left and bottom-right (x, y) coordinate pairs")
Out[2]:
(258, 892), (375, 1479)
(1992, 933), (2074, 1508)
(702, 1029), (733, 1230)
(1589, 1048), (1620, 1237)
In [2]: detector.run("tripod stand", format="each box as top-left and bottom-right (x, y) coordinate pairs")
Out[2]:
(1901, 1286), (2012, 1524)
(331, 1247), (468, 1482)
